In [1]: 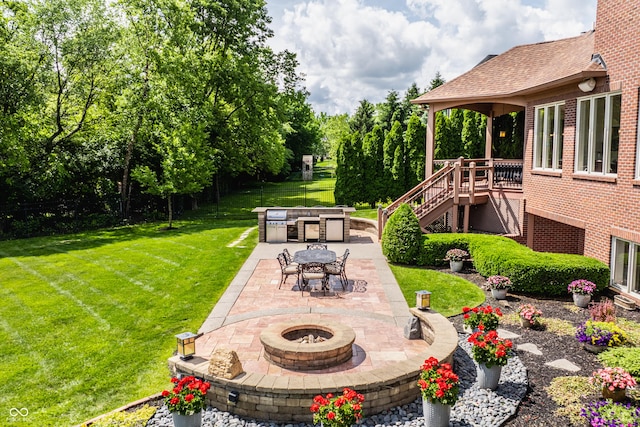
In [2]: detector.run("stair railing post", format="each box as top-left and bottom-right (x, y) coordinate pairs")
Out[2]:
(453, 161), (461, 205)
(469, 162), (476, 204)
(488, 158), (494, 190)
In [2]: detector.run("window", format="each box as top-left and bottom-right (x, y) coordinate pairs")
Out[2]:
(611, 238), (640, 297)
(533, 103), (564, 170)
(576, 92), (621, 174)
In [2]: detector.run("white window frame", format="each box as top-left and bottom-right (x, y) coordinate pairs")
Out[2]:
(533, 102), (564, 171)
(575, 91), (621, 175)
(610, 237), (640, 297)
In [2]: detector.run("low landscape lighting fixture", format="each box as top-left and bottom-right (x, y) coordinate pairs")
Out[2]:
(175, 332), (197, 360)
(415, 290), (431, 310)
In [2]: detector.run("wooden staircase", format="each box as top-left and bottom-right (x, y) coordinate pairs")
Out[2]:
(379, 158), (494, 236)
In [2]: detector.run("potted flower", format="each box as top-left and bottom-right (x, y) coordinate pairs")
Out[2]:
(467, 330), (514, 390)
(516, 303), (542, 328)
(485, 275), (512, 300)
(417, 357), (459, 427)
(162, 376), (211, 427)
(462, 305), (503, 332)
(581, 400), (640, 426)
(444, 248), (468, 272)
(575, 320), (628, 353)
(567, 279), (597, 307)
(590, 367), (637, 402)
(310, 387), (365, 427)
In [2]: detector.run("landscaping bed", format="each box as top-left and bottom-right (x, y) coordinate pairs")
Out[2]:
(448, 267), (640, 426)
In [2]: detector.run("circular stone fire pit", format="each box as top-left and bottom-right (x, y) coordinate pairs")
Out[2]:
(260, 320), (356, 370)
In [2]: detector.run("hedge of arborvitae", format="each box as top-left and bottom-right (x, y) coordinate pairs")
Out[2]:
(414, 232), (608, 296)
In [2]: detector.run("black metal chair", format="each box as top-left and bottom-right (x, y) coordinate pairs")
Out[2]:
(299, 262), (327, 295)
(325, 248), (349, 290)
(282, 248), (298, 267)
(306, 243), (328, 250)
(277, 253), (298, 289)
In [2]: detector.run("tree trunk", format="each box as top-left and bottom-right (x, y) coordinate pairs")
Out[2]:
(167, 194), (173, 229)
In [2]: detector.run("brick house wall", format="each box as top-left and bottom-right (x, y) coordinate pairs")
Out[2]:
(522, 0), (640, 266)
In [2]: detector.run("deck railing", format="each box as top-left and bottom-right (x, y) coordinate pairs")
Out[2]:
(379, 158), (523, 236)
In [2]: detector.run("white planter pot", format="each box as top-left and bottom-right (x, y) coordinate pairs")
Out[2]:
(422, 397), (451, 427)
(172, 411), (202, 427)
(573, 293), (591, 308)
(477, 363), (502, 390)
(449, 260), (464, 272)
(491, 288), (507, 300)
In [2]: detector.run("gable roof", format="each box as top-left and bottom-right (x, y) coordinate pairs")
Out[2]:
(413, 31), (606, 105)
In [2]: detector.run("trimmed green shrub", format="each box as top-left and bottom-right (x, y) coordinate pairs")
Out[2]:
(598, 347), (640, 379)
(418, 233), (609, 296)
(382, 204), (422, 264)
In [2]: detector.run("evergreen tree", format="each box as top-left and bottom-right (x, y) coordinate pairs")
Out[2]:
(428, 71), (446, 90)
(400, 82), (422, 125)
(384, 121), (404, 197)
(404, 113), (426, 186)
(462, 110), (484, 159)
(362, 125), (385, 207)
(434, 111), (454, 159)
(350, 99), (375, 136)
(392, 144), (406, 198)
(334, 132), (363, 206)
(378, 90), (401, 131)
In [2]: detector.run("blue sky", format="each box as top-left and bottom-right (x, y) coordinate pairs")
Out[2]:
(266, 0), (598, 115)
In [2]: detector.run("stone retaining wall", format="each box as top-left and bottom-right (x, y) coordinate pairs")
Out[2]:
(168, 309), (457, 423)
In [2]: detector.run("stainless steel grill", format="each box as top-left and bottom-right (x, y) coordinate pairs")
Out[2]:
(266, 210), (288, 242)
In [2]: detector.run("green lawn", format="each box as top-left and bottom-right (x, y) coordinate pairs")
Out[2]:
(390, 265), (486, 317)
(0, 217), (257, 426)
(0, 173), (482, 425)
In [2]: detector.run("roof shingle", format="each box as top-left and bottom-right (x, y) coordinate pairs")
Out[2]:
(413, 31), (605, 104)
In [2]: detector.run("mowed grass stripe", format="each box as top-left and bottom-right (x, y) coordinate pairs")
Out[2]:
(41, 244), (156, 293)
(0, 221), (257, 425)
(0, 253), (112, 330)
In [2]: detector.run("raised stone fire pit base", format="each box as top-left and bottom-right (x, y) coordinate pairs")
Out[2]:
(260, 320), (355, 370)
(169, 309), (457, 423)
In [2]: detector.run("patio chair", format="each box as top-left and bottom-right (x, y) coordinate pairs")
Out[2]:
(277, 253), (299, 289)
(325, 248), (349, 290)
(299, 262), (327, 295)
(282, 248), (298, 267)
(306, 243), (328, 250)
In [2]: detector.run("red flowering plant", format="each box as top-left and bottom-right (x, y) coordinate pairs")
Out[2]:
(462, 305), (503, 331)
(468, 330), (514, 368)
(162, 376), (211, 415)
(417, 357), (459, 405)
(310, 387), (364, 427)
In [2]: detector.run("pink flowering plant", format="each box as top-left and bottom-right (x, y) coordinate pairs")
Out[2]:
(590, 367), (637, 392)
(310, 388), (365, 427)
(162, 376), (211, 415)
(444, 248), (468, 262)
(567, 279), (597, 295)
(485, 275), (512, 290)
(517, 303), (542, 326)
(417, 357), (459, 405)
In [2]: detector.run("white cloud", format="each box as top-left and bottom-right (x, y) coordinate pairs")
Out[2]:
(268, 0), (597, 114)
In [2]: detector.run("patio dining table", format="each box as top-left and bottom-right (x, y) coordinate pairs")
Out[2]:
(293, 249), (336, 266)
(293, 249), (336, 292)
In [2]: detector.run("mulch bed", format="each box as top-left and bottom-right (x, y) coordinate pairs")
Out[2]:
(448, 268), (640, 427)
